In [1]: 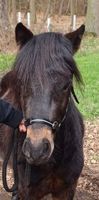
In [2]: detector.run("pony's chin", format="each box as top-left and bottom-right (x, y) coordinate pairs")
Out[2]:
(26, 156), (50, 166)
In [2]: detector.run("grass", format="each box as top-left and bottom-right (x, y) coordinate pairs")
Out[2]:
(0, 54), (14, 72)
(0, 36), (99, 119)
(75, 52), (99, 119)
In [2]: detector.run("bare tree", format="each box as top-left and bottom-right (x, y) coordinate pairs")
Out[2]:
(0, 0), (11, 51)
(70, 0), (77, 30)
(84, 0), (87, 14)
(38, 0), (51, 32)
(66, 0), (70, 15)
(86, 0), (99, 35)
(43, 0), (51, 21)
(12, 0), (17, 26)
(8, 0), (12, 19)
(59, 0), (64, 16)
(30, 0), (36, 31)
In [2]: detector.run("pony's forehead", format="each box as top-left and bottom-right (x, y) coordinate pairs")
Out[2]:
(30, 32), (73, 52)
(36, 31), (63, 39)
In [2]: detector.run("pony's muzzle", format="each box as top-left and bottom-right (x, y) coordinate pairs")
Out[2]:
(22, 137), (51, 165)
(22, 126), (54, 164)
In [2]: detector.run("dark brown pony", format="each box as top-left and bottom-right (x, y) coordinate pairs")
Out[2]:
(0, 23), (85, 200)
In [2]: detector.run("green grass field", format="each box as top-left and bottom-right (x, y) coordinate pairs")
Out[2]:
(0, 36), (99, 119)
(75, 52), (99, 119)
(0, 54), (14, 71)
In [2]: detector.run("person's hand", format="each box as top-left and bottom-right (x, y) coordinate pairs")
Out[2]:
(19, 119), (27, 132)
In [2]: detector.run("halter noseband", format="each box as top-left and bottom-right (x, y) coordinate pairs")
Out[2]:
(25, 118), (61, 130)
(25, 105), (68, 131)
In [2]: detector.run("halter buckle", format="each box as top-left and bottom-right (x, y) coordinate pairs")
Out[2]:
(52, 121), (60, 130)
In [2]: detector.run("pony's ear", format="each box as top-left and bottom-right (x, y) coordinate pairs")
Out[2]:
(15, 23), (33, 48)
(65, 25), (85, 53)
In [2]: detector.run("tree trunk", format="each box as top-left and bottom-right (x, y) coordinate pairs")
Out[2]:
(30, 0), (36, 31)
(0, 0), (11, 52)
(42, 0), (51, 23)
(8, 0), (12, 19)
(38, 0), (51, 32)
(86, 0), (99, 35)
(59, 0), (64, 16)
(70, 0), (77, 30)
(12, 0), (17, 26)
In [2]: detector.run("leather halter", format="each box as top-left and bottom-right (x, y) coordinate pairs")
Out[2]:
(24, 87), (79, 131)
(24, 87), (70, 130)
(25, 118), (60, 130)
(25, 104), (69, 131)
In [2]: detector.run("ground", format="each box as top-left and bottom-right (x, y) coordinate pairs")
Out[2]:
(0, 119), (99, 200)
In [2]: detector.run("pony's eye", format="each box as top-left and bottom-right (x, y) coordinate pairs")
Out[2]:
(62, 82), (71, 91)
(62, 85), (68, 91)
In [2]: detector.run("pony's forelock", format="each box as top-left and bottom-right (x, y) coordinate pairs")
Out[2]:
(13, 32), (83, 93)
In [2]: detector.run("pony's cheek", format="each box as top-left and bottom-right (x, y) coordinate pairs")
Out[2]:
(51, 93), (69, 120)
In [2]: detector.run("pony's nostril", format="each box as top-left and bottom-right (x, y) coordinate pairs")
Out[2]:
(43, 143), (49, 153)
(43, 139), (50, 154)
(22, 140), (31, 158)
(24, 149), (31, 159)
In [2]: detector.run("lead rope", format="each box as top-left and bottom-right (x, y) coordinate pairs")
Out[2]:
(25, 162), (31, 187)
(2, 127), (31, 196)
(2, 129), (19, 193)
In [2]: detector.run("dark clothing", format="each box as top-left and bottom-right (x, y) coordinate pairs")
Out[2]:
(0, 99), (23, 128)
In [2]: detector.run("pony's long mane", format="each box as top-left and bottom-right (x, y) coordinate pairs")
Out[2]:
(13, 32), (83, 93)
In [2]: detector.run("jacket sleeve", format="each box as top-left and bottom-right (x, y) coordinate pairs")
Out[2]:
(0, 99), (23, 128)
